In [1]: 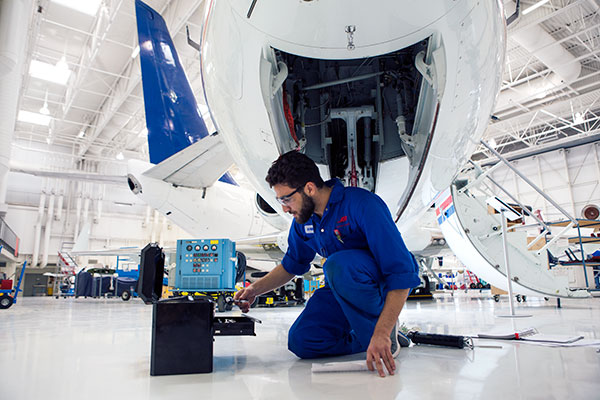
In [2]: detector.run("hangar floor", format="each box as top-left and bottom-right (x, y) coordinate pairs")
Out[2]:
(1, 293), (599, 399)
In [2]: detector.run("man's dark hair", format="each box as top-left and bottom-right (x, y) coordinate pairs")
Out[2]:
(266, 151), (324, 189)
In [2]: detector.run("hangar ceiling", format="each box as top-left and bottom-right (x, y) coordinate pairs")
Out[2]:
(12, 0), (600, 168)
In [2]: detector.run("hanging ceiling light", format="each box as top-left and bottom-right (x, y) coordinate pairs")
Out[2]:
(55, 55), (69, 73)
(39, 91), (50, 115)
(46, 128), (54, 145)
(116, 152), (125, 160)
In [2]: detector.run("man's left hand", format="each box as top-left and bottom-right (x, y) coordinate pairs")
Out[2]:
(366, 332), (396, 377)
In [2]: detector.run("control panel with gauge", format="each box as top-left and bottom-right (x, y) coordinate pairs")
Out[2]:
(174, 239), (237, 292)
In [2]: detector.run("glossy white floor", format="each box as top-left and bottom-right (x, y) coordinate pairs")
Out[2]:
(1, 292), (599, 400)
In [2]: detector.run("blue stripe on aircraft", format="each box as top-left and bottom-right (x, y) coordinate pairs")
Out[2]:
(444, 204), (455, 219)
(437, 204), (455, 225)
(135, 1), (236, 186)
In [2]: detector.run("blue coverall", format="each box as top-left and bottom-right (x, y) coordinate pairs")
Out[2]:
(282, 179), (421, 358)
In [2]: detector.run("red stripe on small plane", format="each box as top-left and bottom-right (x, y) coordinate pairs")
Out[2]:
(440, 195), (453, 211)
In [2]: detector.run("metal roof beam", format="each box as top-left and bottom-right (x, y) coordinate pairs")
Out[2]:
(41, 16), (131, 50)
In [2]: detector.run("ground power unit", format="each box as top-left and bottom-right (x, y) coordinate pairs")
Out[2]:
(171, 239), (245, 312)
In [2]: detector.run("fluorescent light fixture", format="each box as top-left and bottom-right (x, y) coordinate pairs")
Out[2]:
(131, 45), (140, 59)
(51, 0), (102, 16)
(29, 59), (71, 85)
(535, 89), (548, 100)
(116, 152), (125, 160)
(77, 129), (86, 138)
(538, 133), (558, 144)
(523, 0), (550, 15)
(18, 110), (52, 126)
(114, 201), (134, 207)
(574, 112), (585, 125)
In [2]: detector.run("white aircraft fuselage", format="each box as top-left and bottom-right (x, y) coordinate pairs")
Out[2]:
(200, 0), (506, 243)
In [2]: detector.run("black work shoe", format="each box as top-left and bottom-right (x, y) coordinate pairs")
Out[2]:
(398, 330), (411, 348)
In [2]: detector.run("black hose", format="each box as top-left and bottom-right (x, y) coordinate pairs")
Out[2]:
(235, 251), (247, 283)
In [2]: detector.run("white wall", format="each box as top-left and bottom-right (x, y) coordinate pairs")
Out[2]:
(4, 203), (192, 269)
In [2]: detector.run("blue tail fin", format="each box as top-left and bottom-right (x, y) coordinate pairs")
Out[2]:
(135, 1), (235, 185)
(135, 0), (207, 164)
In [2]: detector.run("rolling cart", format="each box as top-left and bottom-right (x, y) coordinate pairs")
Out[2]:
(0, 255), (27, 310)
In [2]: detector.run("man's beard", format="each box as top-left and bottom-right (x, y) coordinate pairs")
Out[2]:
(295, 192), (315, 224)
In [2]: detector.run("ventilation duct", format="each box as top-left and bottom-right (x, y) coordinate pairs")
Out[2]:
(0, 0), (29, 76)
(0, 0), (33, 214)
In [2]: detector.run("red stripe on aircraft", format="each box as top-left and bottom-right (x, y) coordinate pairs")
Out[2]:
(440, 195), (453, 211)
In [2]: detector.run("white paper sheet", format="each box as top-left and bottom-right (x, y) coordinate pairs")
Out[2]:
(311, 360), (370, 373)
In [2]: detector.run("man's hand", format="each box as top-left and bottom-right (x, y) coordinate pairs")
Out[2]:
(366, 332), (396, 377)
(233, 286), (256, 313)
(366, 289), (410, 377)
(233, 265), (295, 313)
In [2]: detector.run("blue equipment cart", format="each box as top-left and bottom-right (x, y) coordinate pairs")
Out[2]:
(171, 239), (246, 312)
(115, 255), (140, 301)
(0, 251), (27, 310)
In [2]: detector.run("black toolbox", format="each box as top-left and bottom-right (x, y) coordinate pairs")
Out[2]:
(137, 243), (258, 376)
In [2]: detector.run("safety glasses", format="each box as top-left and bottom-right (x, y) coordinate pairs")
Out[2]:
(276, 185), (304, 205)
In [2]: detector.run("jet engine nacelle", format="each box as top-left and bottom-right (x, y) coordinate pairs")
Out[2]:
(255, 193), (291, 231)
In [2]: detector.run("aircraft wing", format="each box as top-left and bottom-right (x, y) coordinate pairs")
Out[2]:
(235, 232), (282, 246)
(10, 164), (126, 186)
(43, 272), (74, 277)
(142, 134), (233, 189)
(68, 247), (152, 257)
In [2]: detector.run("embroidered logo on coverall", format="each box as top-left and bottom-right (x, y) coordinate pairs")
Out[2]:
(305, 224), (314, 234)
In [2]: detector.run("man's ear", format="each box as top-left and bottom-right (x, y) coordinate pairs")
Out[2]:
(304, 182), (317, 196)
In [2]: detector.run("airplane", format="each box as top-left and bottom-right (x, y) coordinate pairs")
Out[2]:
(130, 0), (505, 243)
(128, 0), (590, 299)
